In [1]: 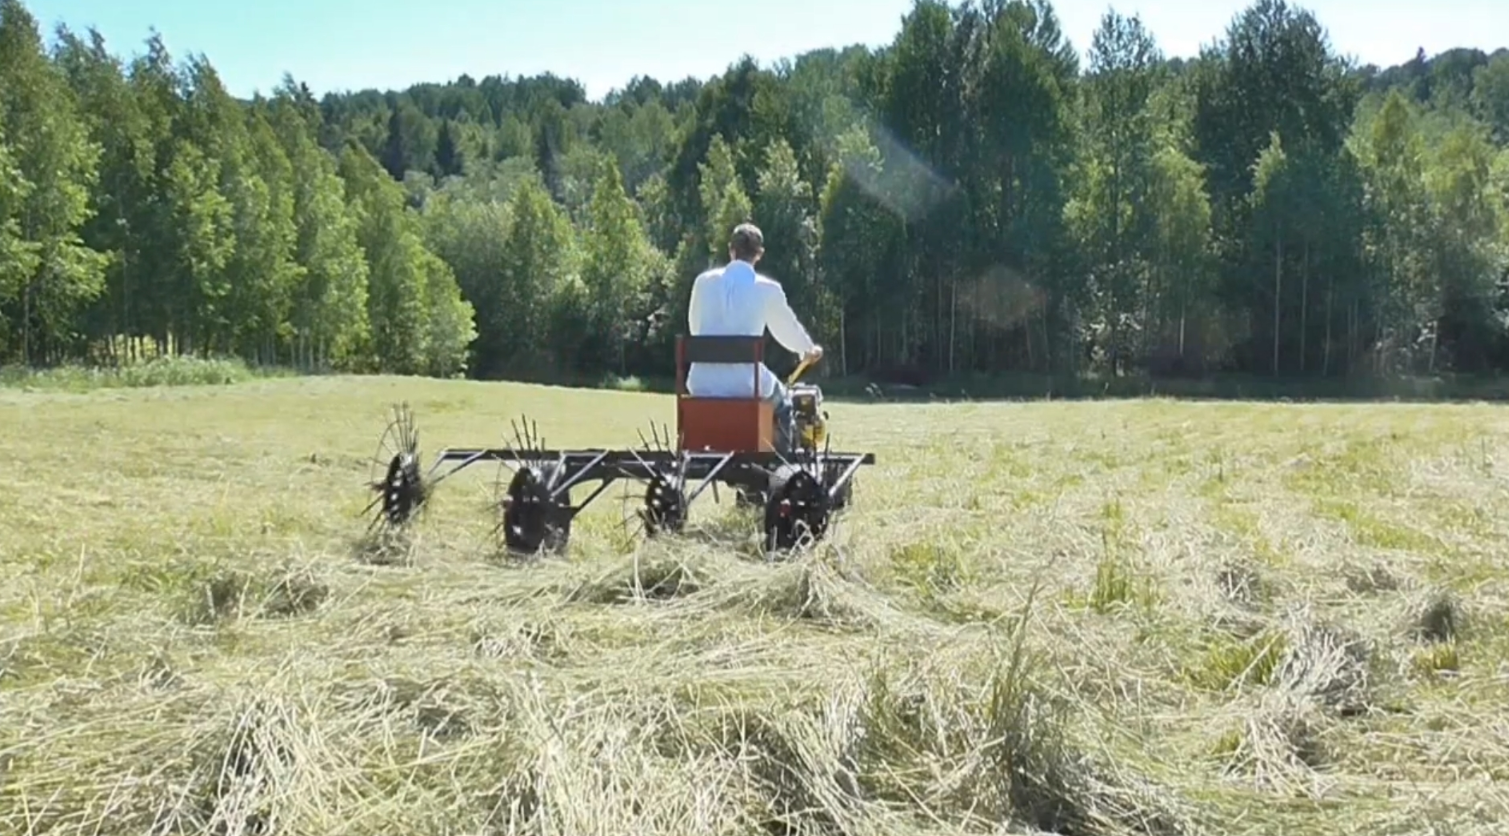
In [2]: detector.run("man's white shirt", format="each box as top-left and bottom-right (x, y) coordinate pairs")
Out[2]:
(686, 260), (815, 399)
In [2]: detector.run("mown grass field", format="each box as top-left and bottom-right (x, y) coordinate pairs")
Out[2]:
(3, 375), (1509, 835)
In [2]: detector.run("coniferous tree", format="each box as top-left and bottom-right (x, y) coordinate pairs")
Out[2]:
(0, 0), (1504, 390)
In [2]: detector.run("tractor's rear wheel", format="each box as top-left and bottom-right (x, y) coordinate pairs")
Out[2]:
(640, 470), (688, 536)
(379, 452), (426, 526)
(763, 464), (830, 555)
(366, 403), (427, 534)
(501, 464), (571, 555)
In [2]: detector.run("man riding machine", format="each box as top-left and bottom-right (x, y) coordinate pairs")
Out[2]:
(684, 222), (825, 460)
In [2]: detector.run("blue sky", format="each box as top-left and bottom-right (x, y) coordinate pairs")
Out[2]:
(20, 0), (1508, 101)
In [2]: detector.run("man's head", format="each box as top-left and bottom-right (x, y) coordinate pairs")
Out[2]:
(728, 222), (764, 265)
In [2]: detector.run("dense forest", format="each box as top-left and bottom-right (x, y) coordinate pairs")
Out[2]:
(1, 0), (1507, 387)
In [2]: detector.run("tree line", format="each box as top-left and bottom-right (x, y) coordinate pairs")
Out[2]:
(1, 0), (1507, 386)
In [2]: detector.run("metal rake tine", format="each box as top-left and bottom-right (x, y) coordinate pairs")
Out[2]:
(626, 515), (648, 540)
(510, 415), (540, 452)
(616, 481), (648, 538)
(364, 504), (393, 534)
(375, 425), (396, 465)
(498, 433), (523, 473)
(501, 417), (540, 474)
(399, 404), (416, 454)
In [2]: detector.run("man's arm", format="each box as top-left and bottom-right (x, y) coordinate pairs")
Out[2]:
(760, 279), (816, 355)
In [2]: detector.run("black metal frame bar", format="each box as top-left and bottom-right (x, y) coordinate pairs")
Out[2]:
(424, 449), (488, 487)
(432, 447), (876, 517)
(436, 448), (873, 472)
(550, 450), (610, 500)
(684, 451), (734, 505)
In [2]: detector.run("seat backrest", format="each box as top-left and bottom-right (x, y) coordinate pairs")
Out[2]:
(676, 335), (764, 396)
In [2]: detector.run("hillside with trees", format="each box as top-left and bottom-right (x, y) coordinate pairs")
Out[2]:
(1, 0), (1506, 390)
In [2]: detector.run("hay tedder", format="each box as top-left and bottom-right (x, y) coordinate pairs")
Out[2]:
(363, 336), (876, 555)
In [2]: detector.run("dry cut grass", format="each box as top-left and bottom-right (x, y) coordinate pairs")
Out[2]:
(4, 375), (1509, 835)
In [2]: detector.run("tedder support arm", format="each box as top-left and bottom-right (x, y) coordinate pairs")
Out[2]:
(430, 448), (876, 484)
(365, 404), (876, 558)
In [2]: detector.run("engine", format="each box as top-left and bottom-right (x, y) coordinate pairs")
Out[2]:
(789, 383), (828, 452)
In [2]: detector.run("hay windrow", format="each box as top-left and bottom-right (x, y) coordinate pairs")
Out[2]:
(850, 647), (1195, 836)
(352, 528), (417, 566)
(176, 562), (331, 624)
(1271, 613), (1374, 716)
(8, 378), (1509, 835)
(678, 649), (1195, 836)
(707, 556), (897, 629)
(1212, 690), (1331, 799)
(1408, 588), (1464, 644)
(565, 550), (713, 604)
(1214, 558), (1272, 610)
(468, 615), (573, 661)
(1342, 559), (1402, 595)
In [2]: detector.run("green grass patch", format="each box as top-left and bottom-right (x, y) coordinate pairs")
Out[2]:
(0, 355), (284, 391)
(1313, 498), (1440, 552)
(1182, 628), (1290, 691)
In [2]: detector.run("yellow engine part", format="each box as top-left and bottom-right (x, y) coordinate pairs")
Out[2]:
(797, 413), (827, 449)
(799, 422), (824, 448)
(790, 385), (826, 450)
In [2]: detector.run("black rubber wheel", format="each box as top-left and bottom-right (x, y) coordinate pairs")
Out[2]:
(380, 452), (427, 526)
(640, 471), (688, 536)
(763, 464), (830, 554)
(501, 464), (571, 555)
